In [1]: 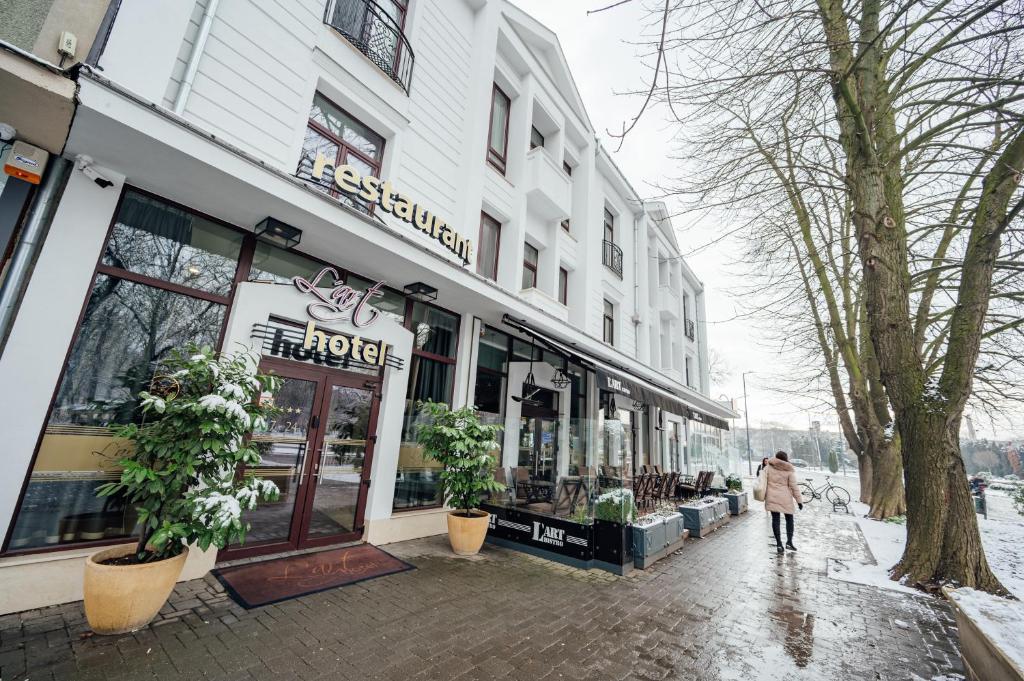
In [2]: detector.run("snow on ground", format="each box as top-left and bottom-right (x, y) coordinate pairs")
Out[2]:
(827, 487), (1024, 672)
(822, 482), (1024, 599)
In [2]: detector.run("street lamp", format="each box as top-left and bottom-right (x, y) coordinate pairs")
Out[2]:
(742, 371), (754, 475)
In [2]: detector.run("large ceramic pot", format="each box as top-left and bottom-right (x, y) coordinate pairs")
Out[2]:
(83, 545), (188, 634)
(447, 510), (490, 555)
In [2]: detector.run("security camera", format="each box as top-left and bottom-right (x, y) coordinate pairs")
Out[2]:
(75, 154), (113, 189)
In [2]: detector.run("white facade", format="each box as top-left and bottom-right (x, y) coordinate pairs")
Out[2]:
(0, 0), (736, 612)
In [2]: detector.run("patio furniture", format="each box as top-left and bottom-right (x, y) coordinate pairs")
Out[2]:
(677, 471), (713, 499)
(514, 467), (531, 500)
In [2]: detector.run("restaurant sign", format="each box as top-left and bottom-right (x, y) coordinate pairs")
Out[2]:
(311, 154), (473, 266)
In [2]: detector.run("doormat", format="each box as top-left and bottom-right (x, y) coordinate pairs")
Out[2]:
(213, 544), (415, 608)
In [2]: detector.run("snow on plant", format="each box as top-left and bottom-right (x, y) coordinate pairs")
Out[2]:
(594, 488), (636, 524)
(97, 344), (282, 563)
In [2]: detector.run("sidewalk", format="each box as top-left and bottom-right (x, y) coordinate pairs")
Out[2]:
(0, 504), (963, 680)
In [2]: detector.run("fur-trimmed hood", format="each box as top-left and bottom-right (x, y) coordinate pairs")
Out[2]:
(767, 458), (795, 472)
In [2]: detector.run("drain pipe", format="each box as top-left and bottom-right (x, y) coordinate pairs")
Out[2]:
(173, 0), (220, 115)
(0, 158), (72, 354)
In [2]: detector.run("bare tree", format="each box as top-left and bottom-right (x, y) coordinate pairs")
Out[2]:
(612, 0), (1023, 591)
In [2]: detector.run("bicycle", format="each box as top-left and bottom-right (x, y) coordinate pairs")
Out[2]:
(798, 476), (851, 506)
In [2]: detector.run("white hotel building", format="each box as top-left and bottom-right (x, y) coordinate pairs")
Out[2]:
(0, 0), (737, 611)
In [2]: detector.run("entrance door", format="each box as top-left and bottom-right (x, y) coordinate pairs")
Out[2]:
(223, 360), (380, 559)
(518, 387), (559, 484)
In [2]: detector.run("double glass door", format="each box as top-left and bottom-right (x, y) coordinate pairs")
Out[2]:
(223, 359), (380, 559)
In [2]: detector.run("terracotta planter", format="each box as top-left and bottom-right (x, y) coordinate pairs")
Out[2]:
(84, 545), (188, 635)
(446, 510), (489, 555)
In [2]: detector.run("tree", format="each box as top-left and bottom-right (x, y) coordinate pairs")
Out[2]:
(611, 0), (1023, 592)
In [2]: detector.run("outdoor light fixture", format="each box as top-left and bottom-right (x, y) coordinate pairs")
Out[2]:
(254, 217), (302, 249)
(512, 340), (544, 406)
(403, 281), (438, 302)
(604, 395), (618, 419)
(551, 367), (571, 389)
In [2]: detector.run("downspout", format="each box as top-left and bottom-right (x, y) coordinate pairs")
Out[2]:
(633, 210), (642, 360)
(0, 158), (72, 354)
(173, 0), (220, 115)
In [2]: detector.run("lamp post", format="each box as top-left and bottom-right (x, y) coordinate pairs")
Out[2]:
(742, 371), (753, 475)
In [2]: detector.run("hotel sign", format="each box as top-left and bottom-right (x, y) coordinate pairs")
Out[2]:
(311, 154), (473, 266)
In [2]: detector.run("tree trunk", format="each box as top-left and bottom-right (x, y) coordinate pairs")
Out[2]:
(857, 451), (873, 504)
(891, 408), (1006, 593)
(868, 437), (904, 519)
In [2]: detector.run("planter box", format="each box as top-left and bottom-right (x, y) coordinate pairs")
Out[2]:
(663, 512), (687, 554)
(631, 518), (667, 569)
(592, 519), (633, 574)
(944, 586), (1024, 681)
(679, 498), (730, 537)
(724, 491), (748, 515)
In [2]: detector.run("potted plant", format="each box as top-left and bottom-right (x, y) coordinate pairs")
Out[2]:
(84, 346), (281, 634)
(415, 401), (504, 556)
(725, 474), (743, 492)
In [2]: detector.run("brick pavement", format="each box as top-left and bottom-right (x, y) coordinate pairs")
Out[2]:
(0, 505), (963, 681)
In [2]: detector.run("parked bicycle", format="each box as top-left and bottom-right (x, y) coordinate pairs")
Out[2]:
(799, 476), (851, 506)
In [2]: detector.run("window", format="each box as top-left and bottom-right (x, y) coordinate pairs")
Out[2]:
(604, 207), (615, 243)
(395, 302), (461, 510)
(477, 212), (501, 281)
(522, 243), (538, 289)
(685, 356), (693, 388)
(327, 0), (412, 92)
(558, 267), (568, 305)
(561, 218), (571, 232)
(562, 161), (573, 176)
(7, 191), (241, 552)
(530, 126), (545, 150)
(475, 326), (511, 420)
(297, 93), (385, 213)
(603, 299), (615, 344)
(487, 84), (511, 173)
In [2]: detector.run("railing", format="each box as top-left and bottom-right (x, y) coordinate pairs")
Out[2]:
(602, 239), (623, 278)
(684, 318), (696, 340)
(325, 0), (415, 94)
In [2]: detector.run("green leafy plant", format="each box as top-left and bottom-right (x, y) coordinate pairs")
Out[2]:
(414, 401), (504, 517)
(594, 489), (636, 524)
(725, 474), (743, 491)
(96, 345), (281, 563)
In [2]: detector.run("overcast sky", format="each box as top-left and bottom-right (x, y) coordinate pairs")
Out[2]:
(511, 0), (1019, 441)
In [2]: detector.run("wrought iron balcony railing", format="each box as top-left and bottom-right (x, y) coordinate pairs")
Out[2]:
(326, 0), (415, 94)
(684, 318), (696, 340)
(602, 239), (623, 278)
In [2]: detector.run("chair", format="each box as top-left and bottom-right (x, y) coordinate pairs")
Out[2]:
(514, 467), (532, 502)
(677, 471), (711, 500)
(489, 467), (513, 504)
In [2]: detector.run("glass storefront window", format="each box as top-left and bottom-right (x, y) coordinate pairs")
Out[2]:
(346, 274), (408, 325)
(249, 242), (330, 286)
(103, 191), (243, 295)
(409, 302), (458, 357)
(8, 276), (226, 550)
(394, 305), (460, 511)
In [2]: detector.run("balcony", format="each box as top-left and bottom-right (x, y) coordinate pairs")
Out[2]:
(602, 240), (623, 278)
(684, 318), (696, 340)
(524, 148), (571, 220)
(658, 285), (679, 319)
(326, 0), (415, 94)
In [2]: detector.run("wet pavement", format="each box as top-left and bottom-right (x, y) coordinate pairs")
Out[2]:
(0, 498), (963, 680)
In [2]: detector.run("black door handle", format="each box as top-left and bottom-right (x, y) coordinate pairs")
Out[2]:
(310, 414), (320, 430)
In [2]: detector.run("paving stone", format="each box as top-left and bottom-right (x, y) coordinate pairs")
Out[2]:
(0, 507), (965, 680)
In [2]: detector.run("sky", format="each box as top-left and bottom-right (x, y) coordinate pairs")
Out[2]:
(510, 0), (1020, 441)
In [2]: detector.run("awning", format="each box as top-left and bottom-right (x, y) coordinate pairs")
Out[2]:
(502, 315), (731, 430)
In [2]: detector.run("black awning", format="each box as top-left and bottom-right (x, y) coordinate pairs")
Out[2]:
(502, 315), (730, 430)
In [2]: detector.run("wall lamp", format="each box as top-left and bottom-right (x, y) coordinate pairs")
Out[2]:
(255, 217), (302, 249)
(403, 281), (438, 302)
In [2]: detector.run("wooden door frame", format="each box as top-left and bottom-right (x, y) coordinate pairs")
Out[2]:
(218, 357), (381, 561)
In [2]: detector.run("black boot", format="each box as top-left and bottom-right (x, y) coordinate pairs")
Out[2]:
(776, 543), (785, 554)
(786, 542), (797, 551)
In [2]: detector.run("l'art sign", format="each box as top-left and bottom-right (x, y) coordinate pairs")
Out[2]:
(311, 153), (473, 266)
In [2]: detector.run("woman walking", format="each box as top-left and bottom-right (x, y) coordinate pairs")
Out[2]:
(764, 451), (803, 554)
